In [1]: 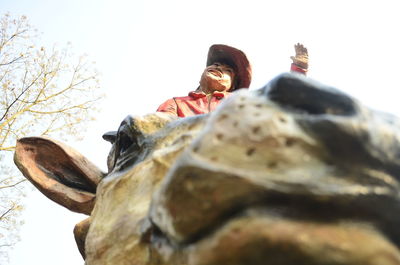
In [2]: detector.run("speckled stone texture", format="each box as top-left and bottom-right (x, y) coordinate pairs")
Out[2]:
(15, 73), (400, 265)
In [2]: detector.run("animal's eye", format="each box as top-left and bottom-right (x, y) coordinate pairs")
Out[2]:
(118, 132), (135, 154)
(104, 116), (144, 173)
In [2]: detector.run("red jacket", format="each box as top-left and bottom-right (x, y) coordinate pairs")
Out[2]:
(157, 91), (229, 117)
(157, 64), (306, 117)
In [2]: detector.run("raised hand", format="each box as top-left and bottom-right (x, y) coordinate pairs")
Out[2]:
(290, 43), (308, 70)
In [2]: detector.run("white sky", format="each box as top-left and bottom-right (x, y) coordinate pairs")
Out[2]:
(3, 0), (400, 264)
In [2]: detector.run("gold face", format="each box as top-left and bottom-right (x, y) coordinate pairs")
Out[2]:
(199, 63), (235, 93)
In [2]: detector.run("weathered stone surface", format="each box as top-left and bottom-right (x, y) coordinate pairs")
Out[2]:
(14, 73), (400, 264)
(74, 217), (91, 259)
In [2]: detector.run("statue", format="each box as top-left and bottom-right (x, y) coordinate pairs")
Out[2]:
(157, 43), (308, 117)
(14, 72), (400, 264)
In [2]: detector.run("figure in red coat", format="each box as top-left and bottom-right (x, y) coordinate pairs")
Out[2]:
(157, 43), (308, 117)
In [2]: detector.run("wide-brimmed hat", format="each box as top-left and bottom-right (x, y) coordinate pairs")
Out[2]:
(206, 44), (252, 90)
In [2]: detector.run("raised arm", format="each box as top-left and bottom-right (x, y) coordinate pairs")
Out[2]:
(290, 43), (309, 75)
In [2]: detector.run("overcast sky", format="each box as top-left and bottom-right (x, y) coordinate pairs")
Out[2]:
(3, 0), (400, 264)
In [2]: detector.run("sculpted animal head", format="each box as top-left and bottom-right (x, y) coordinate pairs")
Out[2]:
(14, 73), (400, 265)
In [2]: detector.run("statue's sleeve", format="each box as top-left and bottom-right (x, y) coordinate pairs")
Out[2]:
(290, 63), (307, 75)
(156, 98), (178, 116)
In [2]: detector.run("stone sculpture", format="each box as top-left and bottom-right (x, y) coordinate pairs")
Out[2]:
(14, 73), (400, 264)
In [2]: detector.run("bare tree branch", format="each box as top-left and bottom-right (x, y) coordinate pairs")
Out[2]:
(0, 54), (23, 66)
(0, 204), (16, 220)
(0, 14), (102, 259)
(0, 179), (26, 190)
(0, 78), (33, 122)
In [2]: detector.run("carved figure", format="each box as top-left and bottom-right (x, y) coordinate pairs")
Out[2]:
(14, 73), (400, 265)
(157, 43), (308, 117)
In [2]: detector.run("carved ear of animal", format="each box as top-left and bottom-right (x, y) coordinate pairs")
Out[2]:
(14, 137), (105, 215)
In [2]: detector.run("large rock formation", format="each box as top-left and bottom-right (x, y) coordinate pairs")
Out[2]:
(14, 73), (400, 264)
